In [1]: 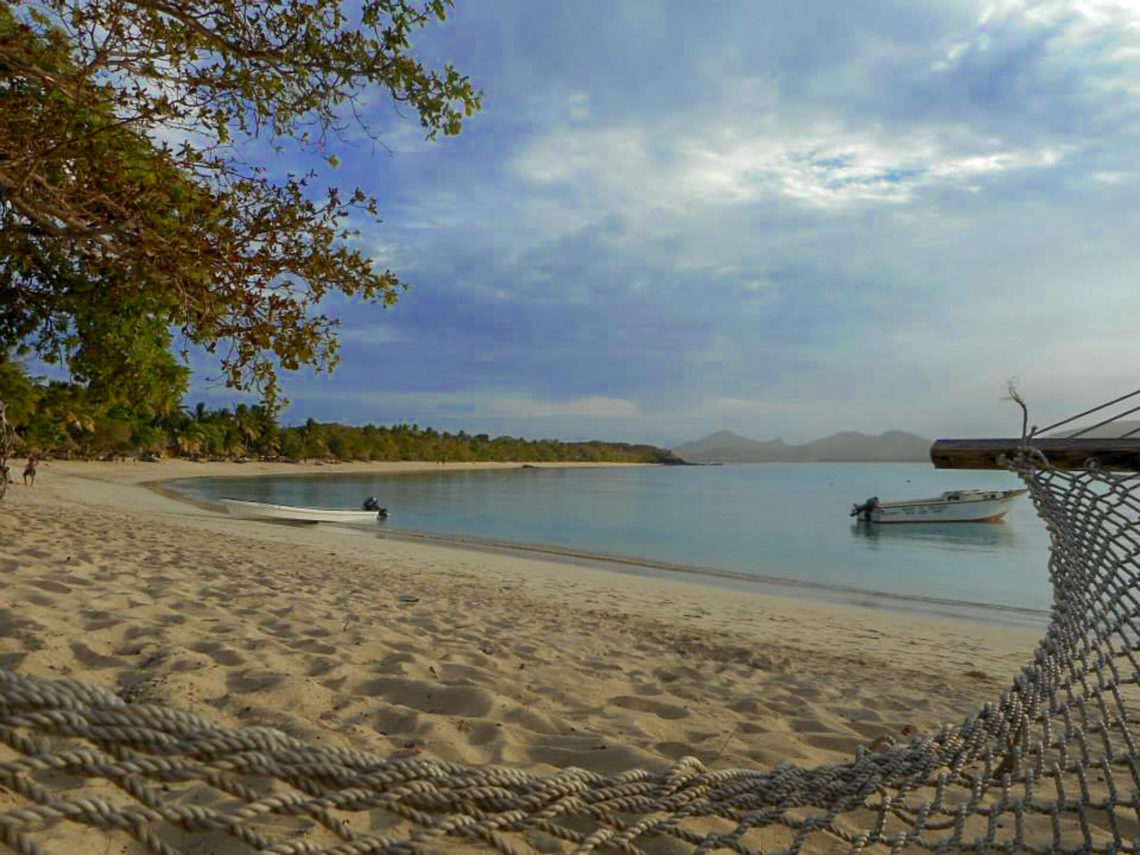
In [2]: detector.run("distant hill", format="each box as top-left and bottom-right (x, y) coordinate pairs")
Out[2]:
(673, 429), (932, 463)
(670, 431), (795, 462)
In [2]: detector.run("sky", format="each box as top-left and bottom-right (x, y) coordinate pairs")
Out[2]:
(191, 0), (1140, 447)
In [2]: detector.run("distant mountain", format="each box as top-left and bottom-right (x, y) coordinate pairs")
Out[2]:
(673, 429), (932, 463)
(795, 430), (933, 461)
(670, 431), (794, 462)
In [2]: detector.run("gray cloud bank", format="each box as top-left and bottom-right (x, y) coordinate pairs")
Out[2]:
(209, 0), (1140, 445)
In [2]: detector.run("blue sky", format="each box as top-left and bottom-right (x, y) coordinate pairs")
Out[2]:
(191, 0), (1140, 447)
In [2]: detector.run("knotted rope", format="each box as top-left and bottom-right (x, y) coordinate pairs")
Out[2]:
(3, 404), (1140, 852)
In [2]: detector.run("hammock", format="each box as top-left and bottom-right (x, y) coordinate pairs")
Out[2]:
(2, 391), (1140, 854)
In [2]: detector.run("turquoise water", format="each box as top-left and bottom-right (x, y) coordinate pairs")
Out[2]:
(167, 463), (1052, 616)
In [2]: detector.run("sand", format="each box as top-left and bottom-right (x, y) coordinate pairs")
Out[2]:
(0, 457), (1045, 850)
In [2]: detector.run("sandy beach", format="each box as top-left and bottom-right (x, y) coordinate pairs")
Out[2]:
(0, 458), (1045, 850)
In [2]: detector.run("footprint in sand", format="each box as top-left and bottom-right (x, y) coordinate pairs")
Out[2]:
(227, 671), (287, 693)
(69, 642), (124, 670)
(189, 640), (246, 666)
(801, 733), (862, 754)
(288, 638), (338, 656)
(27, 578), (71, 593)
(373, 651), (419, 675)
(82, 612), (122, 632)
(355, 676), (495, 717)
(655, 741), (703, 761)
(500, 705), (559, 734)
(609, 695), (689, 720)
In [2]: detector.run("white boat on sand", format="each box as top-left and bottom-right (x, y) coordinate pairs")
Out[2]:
(221, 497), (388, 524)
(850, 489), (1026, 524)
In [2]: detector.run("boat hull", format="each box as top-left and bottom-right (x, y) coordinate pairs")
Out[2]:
(867, 490), (1026, 524)
(220, 498), (382, 524)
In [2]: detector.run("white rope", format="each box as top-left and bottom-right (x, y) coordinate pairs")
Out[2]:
(1, 411), (1139, 852)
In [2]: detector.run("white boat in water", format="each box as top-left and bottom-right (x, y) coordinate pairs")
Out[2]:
(850, 489), (1026, 524)
(220, 497), (388, 524)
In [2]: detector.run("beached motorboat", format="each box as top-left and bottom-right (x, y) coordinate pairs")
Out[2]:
(850, 489), (1026, 523)
(220, 497), (388, 524)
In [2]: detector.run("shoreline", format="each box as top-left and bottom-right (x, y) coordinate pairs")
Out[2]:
(152, 462), (1050, 631)
(0, 454), (1049, 853)
(2, 458), (1044, 664)
(320, 525), (1051, 630)
(2, 459), (1046, 651)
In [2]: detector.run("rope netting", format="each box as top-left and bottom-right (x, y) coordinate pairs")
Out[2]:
(4, 398), (1140, 853)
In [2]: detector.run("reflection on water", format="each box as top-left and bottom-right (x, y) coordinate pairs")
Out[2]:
(850, 520), (1018, 551)
(167, 463), (1053, 610)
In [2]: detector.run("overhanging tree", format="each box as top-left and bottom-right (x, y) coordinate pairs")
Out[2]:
(0, 0), (481, 405)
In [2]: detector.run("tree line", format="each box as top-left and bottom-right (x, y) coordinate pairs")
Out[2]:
(0, 361), (680, 464)
(0, 2), (675, 467)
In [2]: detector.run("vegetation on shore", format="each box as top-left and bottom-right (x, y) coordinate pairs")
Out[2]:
(0, 361), (681, 464)
(0, 3), (671, 466)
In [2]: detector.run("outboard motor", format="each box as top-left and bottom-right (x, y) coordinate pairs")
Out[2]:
(363, 496), (389, 518)
(850, 496), (879, 521)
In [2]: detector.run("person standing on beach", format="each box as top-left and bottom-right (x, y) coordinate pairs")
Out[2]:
(23, 453), (36, 486)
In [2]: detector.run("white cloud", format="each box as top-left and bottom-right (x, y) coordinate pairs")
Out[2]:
(375, 120), (437, 154)
(338, 324), (406, 346)
(512, 122), (1068, 218)
(932, 41), (972, 72)
(301, 1), (1140, 445)
(943, 0), (1140, 93)
(487, 395), (639, 419)
(1091, 170), (1134, 183)
(513, 127), (648, 185)
(291, 389), (639, 421)
(567, 92), (591, 121)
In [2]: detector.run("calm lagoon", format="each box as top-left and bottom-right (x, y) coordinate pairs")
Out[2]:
(167, 463), (1052, 621)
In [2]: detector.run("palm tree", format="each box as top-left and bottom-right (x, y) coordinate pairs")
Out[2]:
(174, 423), (209, 459)
(0, 359), (37, 428)
(233, 403), (257, 454)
